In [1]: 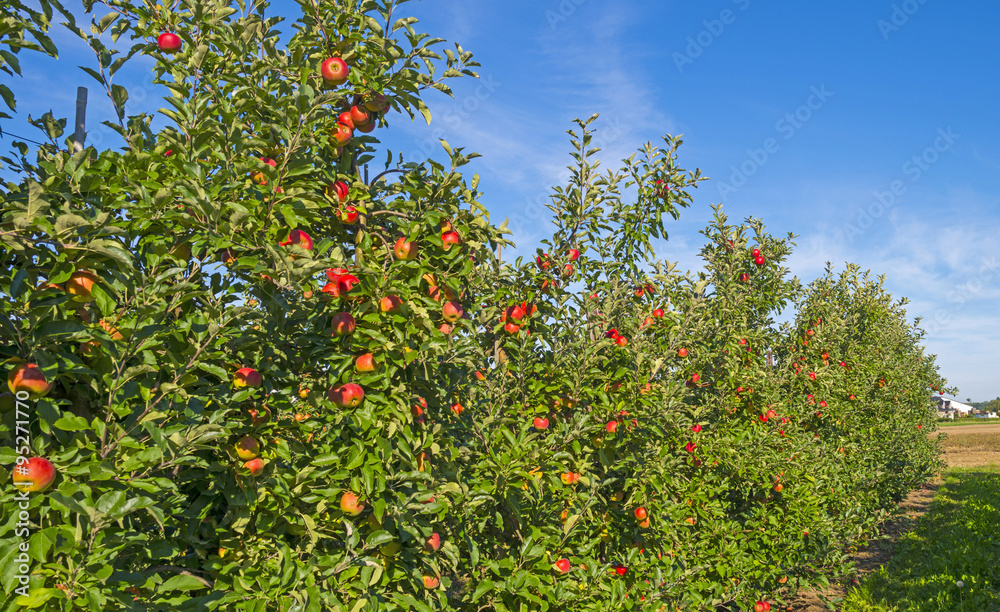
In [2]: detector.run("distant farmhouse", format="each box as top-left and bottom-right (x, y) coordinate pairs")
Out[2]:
(934, 395), (997, 419)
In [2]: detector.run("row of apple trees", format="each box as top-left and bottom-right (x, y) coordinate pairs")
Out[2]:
(0, 0), (944, 610)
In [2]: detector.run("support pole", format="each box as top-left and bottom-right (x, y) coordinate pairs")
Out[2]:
(73, 87), (88, 153)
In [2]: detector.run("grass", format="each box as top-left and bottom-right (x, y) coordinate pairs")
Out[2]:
(935, 419), (1000, 428)
(842, 466), (1000, 611)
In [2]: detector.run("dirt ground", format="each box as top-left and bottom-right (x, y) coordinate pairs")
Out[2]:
(783, 423), (1000, 611)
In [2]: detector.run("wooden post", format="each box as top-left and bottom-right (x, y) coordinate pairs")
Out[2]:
(73, 87), (88, 153)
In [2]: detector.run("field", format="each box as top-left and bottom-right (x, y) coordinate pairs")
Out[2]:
(790, 421), (1000, 611)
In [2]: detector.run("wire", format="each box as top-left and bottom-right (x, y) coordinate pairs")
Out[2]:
(0, 126), (48, 147)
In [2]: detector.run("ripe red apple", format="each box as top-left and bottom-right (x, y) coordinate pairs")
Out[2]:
(337, 205), (359, 224)
(329, 383), (364, 408)
(754, 255), (765, 266)
(337, 111), (354, 129)
(652, 308), (664, 318)
(235, 435), (260, 460)
(7, 363), (51, 399)
(327, 180), (350, 202)
(279, 228), (313, 251)
(349, 105), (371, 126)
(379, 295), (402, 313)
(156, 32), (182, 53)
(685, 442), (696, 453)
(554, 558), (572, 573)
(321, 57), (349, 85)
(677, 348), (688, 357)
(65, 270), (99, 302)
(442, 301), (463, 323)
(567, 248), (580, 261)
(422, 575), (439, 589)
(233, 367), (261, 388)
(642, 316), (654, 326)
(243, 458), (264, 476)
(424, 532), (442, 552)
(331, 312), (356, 336)
(615, 565), (628, 576)
(751, 248), (761, 257)
(560, 472), (580, 485)
(634, 507), (648, 521)
(533, 417), (549, 430)
(535, 253), (551, 269)
(616, 336), (628, 347)
(754, 602), (770, 612)
(331, 123), (353, 147)
(691, 424), (702, 433)
(355, 353), (377, 373)
(450, 402), (464, 415)
(340, 491), (364, 516)
(356, 119), (376, 133)
(739, 273), (749, 282)
(606, 421), (618, 433)
(12, 457), (56, 492)
(441, 231), (461, 249)
(505, 304), (525, 322)
(394, 237), (417, 260)
(562, 263), (574, 278)
(504, 322), (520, 334)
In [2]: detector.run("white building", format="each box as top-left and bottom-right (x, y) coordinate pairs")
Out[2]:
(933, 395), (974, 418)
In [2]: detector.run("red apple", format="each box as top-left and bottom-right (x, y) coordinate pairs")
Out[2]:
(739, 273), (749, 282)
(331, 312), (356, 336)
(634, 507), (647, 521)
(450, 402), (464, 415)
(652, 308), (664, 318)
(340, 491), (364, 515)
(379, 295), (402, 313)
(685, 442), (696, 453)
(337, 111), (354, 129)
(754, 255), (765, 266)
(677, 348), (688, 357)
(235, 435), (260, 460)
(615, 565), (628, 576)
(605, 328), (619, 339)
(280, 229), (313, 251)
(441, 231), (461, 249)
(424, 532), (442, 552)
(554, 558), (572, 573)
(356, 119), (376, 133)
(65, 270), (99, 302)
(422, 575), (439, 589)
(321, 57), (349, 85)
(504, 322), (520, 334)
(355, 353), (377, 372)
(156, 32), (182, 53)
(233, 367), (261, 388)
(691, 424), (702, 433)
(327, 180), (350, 202)
(616, 335), (628, 347)
(12, 457), (56, 492)
(349, 105), (371, 126)
(243, 458), (264, 477)
(7, 363), (51, 399)
(331, 123), (353, 147)
(606, 421), (618, 433)
(442, 301), (463, 323)
(337, 205), (359, 224)
(533, 417), (549, 430)
(329, 383), (364, 408)
(751, 248), (761, 257)
(394, 237), (417, 260)
(336, 273), (360, 298)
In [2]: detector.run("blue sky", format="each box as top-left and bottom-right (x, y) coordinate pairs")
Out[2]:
(4, 0), (998, 401)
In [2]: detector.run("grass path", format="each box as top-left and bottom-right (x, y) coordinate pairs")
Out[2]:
(787, 421), (1000, 611)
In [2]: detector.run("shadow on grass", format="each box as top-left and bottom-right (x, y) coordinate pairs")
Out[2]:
(842, 468), (1000, 611)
